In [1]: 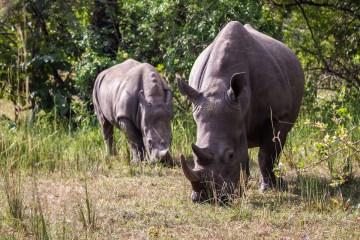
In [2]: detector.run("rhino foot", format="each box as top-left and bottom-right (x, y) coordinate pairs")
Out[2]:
(259, 182), (272, 193)
(130, 152), (144, 165)
(259, 177), (288, 193)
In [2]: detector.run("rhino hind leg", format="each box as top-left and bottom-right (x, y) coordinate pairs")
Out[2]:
(258, 122), (289, 192)
(101, 120), (116, 156)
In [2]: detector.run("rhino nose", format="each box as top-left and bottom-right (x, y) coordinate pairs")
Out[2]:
(191, 191), (208, 203)
(191, 191), (202, 203)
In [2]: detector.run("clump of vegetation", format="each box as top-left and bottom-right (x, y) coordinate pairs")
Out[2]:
(3, 171), (24, 223)
(29, 179), (51, 240)
(78, 180), (97, 231)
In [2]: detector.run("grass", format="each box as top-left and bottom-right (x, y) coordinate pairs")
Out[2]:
(0, 109), (359, 239)
(78, 180), (97, 231)
(0, 169), (359, 239)
(3, 172), (24, 223)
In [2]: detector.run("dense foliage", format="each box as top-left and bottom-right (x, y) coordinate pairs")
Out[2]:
(1, 0), (358, 122)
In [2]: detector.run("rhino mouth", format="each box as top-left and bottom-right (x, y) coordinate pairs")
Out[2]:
(191, 189), (231, 205)
(191, 190), (208, 203)
(181, 155), (236, 204)
(147, 148), (174, 166)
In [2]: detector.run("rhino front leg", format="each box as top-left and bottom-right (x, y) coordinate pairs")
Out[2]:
(101, 120), (116, 156)
(120, 119), (145, 164)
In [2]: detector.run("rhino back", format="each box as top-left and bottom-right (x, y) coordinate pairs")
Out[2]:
(93, 59), (142, 125)
(93, 60), (169, 127)
(190, 22), (251, 92)
(140, 63), (169, 103)
(189, 43), (213, 90)
(244, 24), (304, 120)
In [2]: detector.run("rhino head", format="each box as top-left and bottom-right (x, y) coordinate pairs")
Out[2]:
(138, 88), (173, 164)
(178, 73), (250, 203)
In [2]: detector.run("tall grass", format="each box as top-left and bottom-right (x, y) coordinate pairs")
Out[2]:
(171, 111), (196, 158)
(78, 180), (97, 231)
(3, 171), (24, 223)
(0, 111), (198, 174)
(30, 178), (50, 240)
(0, 120), (105, 173)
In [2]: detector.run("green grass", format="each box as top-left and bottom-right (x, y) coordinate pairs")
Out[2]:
(0, 112), (359, 239)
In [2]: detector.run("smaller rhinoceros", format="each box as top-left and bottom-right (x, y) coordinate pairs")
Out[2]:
(92, 59), (173, 164)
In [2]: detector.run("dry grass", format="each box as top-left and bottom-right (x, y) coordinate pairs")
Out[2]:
(0, 99), (30, 122)
(0, 162), (359, 239)
(0, 99), (15, 120)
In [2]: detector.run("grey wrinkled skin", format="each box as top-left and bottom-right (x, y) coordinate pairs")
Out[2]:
(93, 59), (173, 165)
(179, 21), (304, 203)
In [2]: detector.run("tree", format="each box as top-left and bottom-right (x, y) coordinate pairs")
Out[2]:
(268, 0), (360, 90)
(90, 0), (121, 58)
(0, 0), (89, 120)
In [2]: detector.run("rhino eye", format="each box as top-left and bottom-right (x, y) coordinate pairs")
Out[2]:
(225, 150), (234, 162)
(147, 139), (153, 147)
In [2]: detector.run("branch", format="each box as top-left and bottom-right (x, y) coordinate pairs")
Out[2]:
(28, 2), (49, 38)
(0, 25), (17, 45)
(269, 0), (360, 18)
(51, 68), (65, 87)
(294, 1), (360, 88)
(295, 1), (325, 64)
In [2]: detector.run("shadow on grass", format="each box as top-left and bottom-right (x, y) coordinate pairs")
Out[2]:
(338, 176), (360, 204)
(245, 174), (360, 211)
(292, 175), (360, 204)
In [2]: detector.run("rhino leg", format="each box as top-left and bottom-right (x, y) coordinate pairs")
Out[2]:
(258, 123), (288, 192)
(239, 135), (250, 185)
(101, 120), (116, 156)
(120, 119), (145, 164)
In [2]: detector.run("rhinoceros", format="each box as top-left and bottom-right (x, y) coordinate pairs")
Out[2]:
(93, 59), (173, 164)
(178, 21), (304, 203)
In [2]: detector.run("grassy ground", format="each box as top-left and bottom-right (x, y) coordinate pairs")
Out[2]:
(0, 110), (359, 239)
(1, 168), (360, 239)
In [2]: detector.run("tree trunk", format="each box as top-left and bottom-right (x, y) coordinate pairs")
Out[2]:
(90, 0), (121, 59)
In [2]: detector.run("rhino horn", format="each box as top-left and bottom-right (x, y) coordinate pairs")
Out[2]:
(180, 154), (200, 182)
(191, 143), (213, 164)
(176, 74), (201, 104)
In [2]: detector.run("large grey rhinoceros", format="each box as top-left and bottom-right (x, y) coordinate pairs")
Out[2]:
(93, 59), (173, 164)
(178, 21), (304, 203)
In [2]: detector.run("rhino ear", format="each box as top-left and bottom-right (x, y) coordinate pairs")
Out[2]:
(228, 72), (248, 101)
(227, 72), (250, 111)
(176, 74), (201, 104)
